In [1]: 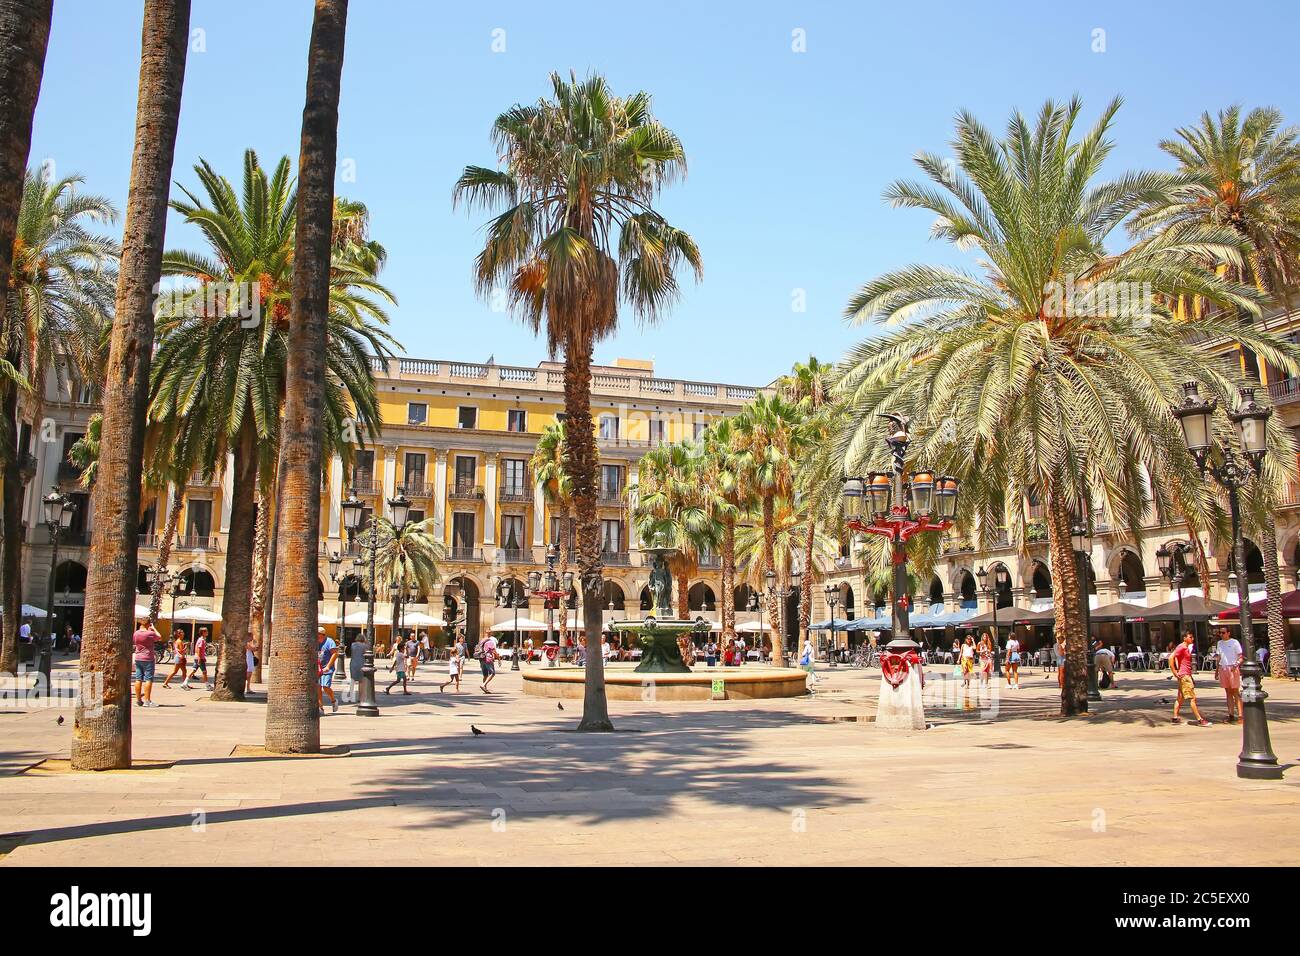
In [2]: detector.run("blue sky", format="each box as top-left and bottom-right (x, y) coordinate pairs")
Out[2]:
(30, 0), (1300, 386)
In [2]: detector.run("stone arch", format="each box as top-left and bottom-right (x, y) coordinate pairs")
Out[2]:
(988, 561), (1014, 609)
(177, 567), (216, 597)
(688, 582), (716, 611)
(1030, 560), (1052, 598)
(53, 560), (87, 594)
(733, 583), (758, 613)
(928, 574), (944, 605)
(601, 580), (624, 611)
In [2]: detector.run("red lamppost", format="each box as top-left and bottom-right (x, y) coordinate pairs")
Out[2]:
(841, 415), (959, 643)
(528, 543), (573, 668)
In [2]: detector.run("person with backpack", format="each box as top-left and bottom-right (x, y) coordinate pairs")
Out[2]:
(477, 632), (499, 693)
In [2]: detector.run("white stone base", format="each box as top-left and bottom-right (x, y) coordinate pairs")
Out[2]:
(876, 667), (926, 730)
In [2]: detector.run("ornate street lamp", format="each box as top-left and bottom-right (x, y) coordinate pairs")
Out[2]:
(976, 564), (1009, 676)
(497, 577), (525, 671)
(328, 551), (354, 684)
(1156, 541), (1191, 647)
(529, 544), (567, 668)
(1070, 518), (1100, 701)
(824, 583), (840, 665)
(1172, 381), (1280, 779)
(841, 416), (959, 643)
(36, 489), (74, 688)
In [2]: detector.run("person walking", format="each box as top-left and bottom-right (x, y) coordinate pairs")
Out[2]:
(188, 627), (213, 691)
(1004, 633), (1021, 689)
(799, 635), (819, 688)
(317, 626), (339, 713)
(244, 633), (257, 694)
(1214, 627), (1244, 724)
(404, 633), (419, 683)
(1170, 631), (1210, 726)
(439, 648), (461, 693)
(478, 631), (499, 693)
(347, 635), (365, 703)
(385, 638), (410, 695)
(977, 632), (994, 688)
(1054, 632), (1067, 688)
(132, 619), (160, 707)
(959, 635), (976, 688)
(162, 628), (188, 689)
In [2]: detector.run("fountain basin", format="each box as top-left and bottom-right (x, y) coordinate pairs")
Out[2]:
(521, 663), (810, 701)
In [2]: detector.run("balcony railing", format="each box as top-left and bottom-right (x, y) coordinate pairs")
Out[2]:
(698, 555), (721, 569)
(448, 483), (484, 501)
(350, 476), (380, 496)
(139, 533), (221, 551)
(447, 546), (482, 562)
(1267, 377), (1300, 406)
(603, 550), (631, 566)
(597, 486), (625, 506)
(187, 473), (221, 488)
(404, 480), (434, 498)
(498, 547), (534, 564)
(498, 482), (532, 504)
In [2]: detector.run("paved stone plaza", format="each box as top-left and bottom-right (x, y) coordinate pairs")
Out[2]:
(2, 657), (1297, 866)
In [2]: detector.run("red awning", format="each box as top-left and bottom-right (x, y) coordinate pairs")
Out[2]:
(1216, 588), (1300, 620)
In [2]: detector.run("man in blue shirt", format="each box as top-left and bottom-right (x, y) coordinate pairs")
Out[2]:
(318, 626), (338, 714)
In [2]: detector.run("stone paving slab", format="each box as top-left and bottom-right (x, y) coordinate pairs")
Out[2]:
(1, 658), (1298, 865)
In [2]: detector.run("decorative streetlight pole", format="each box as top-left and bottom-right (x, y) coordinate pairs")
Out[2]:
(341, 486), (412, 717)
(497, 577), (525, 671)
(1171, 382), (1281, 779)
(528, 543), (571, 668)
(763, 568), (777, 658)
(1156, 541), (1190, 647)
(1071, 519), (1100, 702)
(37, 489), (75, 691)
(328, 551), (352, 681)
(976, 564), (1009, 676)
(824, 583), (839, 666)
(841, 416), (959, 643)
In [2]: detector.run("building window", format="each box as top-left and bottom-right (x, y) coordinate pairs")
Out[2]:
(600, 464), (623, 499)
(502, 458), (527, 496)
(454, 456), (476, 492)
(403, 452), (426, 491)
(457, 406), (478, 429)
(352, 449), (374, 488)
(501, 514), (525, 551)
(452, 512), (476, 550)
(185, 499), (212, 540)
(599, 414), (619, 440)
(407, 402), (428, 425)
(601, 519), (623, 554)
(408, 509), (425, 525)
(507, 409), (527, 432)
(648, 418), (665, 444)
(694, 421), (707, 440)
(550, 516), (570, 548)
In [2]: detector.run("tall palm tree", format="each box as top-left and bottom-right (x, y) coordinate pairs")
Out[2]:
(374, 516), (444, 634)
(73, 0), (191, 771)
(0, 0), (55, 675)
(530, 420), (575, 647)
(779, 357), (838, 642)
(151, 149), (392, 703)
(699, 417), (752, 642)
(455, 72), (701, 731)
(1132, 105), (1300, 678)
(835, 97), (1297, 716)
(265, 0), (350, 753)
(631, 439), (721, 619)
(731, 393), (805, 665)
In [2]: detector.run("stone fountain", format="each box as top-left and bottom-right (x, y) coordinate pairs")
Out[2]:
(612, 544), (699, 673)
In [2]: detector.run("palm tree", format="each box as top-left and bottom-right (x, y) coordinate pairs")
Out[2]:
(698, 417), (752, 643)
(0, 0), (54, 677)
(151, 149), (393, 703)
(530, 420), (576, 646)
(779, 357), (838, 644)
(1, 169), (116, 669)
(73, 0), (191, 771)
(455, 72), (701, 731)
(631, 439), (721, 619)
(731, 393), (806, 665)
(374, 516), (445, 634)
(1132, 105), (1300, 678)
(265, 0), (350, 753)
(835, 97), (1297, 716)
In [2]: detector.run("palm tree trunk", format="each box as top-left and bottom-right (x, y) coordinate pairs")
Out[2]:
(1257, 518), (1289, 679)
(800, 517), (815, 633)
(557, 511), (570, 650)
(1045, 484), (1087, 716)
(676, 568), (689, 620)
(211, 413), (256, 700)
(0, 0), (54, 676)
(147, 486), (183, 625)
(720, 517), (736, 642)
(261, 441), (285, 669)
(563, 337), (612, 731)
(265, 0), (348, 753)
(72, 0), (190, 771)
(762, 495), (785, 666)
(250, 484), (268, 682)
